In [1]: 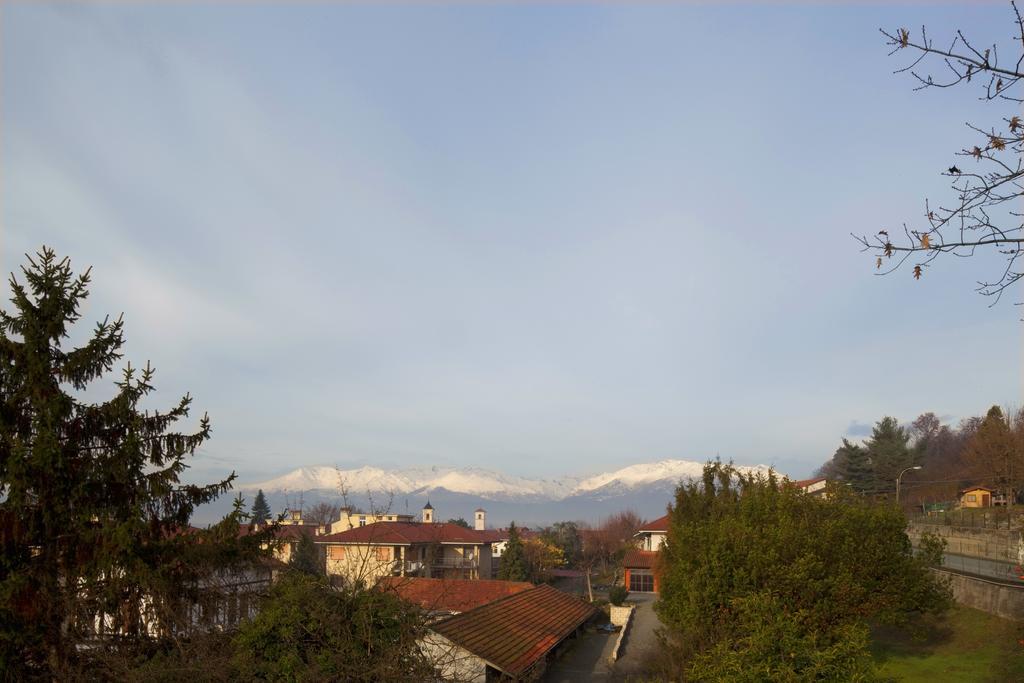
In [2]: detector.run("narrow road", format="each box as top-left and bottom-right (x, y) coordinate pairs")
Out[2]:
(612, 593), (660, 678)
(941, 552), (1024, 585)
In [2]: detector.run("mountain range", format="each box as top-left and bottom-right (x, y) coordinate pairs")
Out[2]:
(219, 459), (775, 528)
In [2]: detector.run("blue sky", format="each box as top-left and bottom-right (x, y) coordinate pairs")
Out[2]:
(3, 3), (1020, 484)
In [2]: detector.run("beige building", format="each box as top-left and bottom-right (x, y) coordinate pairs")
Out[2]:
(328, 506), (415, 534)
(317, 505), (494, 584)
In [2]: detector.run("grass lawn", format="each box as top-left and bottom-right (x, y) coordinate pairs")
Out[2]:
(871, 605), (1024, 682)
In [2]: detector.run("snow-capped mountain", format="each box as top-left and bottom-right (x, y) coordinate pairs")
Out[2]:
(243, 459), (772, 502)
(209, 458), (776, 527)
(245, 465), (577, 501)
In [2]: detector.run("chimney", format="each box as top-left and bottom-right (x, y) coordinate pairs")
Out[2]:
(422, 500), (434, 524)
(474, 508), (486, 531)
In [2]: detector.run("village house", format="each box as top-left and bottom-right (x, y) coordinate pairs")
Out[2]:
(791, 476), (829, 497)
(422, 583), (598, 682)
(241, 508), (320, 565)
(960, 486), (995, 508)
(316, 503), (494, 584)
(622, 513), (668, 594)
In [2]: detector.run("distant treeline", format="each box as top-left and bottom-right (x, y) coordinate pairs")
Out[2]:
(817, 408), (1024, 505)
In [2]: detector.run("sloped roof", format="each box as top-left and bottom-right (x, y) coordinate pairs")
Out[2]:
(431, 584), (597, 677)
(638, 514), (670, 533)
(377, 577), (533, 613)
(790, 477), (827, 488)
(315, 521), (491, 546)
(622, 549), (658, 569)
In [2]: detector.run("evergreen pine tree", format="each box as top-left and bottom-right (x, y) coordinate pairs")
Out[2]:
(252, 489), (271, 524)
(289, 532), (322, 576)
(833, 439), (873, 493)
(497, 522), (528, 582)
(865, 416), (914, 494)
(0, 248), (267, 677)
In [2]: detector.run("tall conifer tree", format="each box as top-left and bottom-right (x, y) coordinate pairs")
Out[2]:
(0, 248), (267, 677)
(497, 522), (528, 582)
(252, 489), (271, 524)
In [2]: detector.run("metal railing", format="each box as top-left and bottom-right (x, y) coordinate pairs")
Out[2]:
(909, 508), (1017, 530)
(430, 557), (479, 569)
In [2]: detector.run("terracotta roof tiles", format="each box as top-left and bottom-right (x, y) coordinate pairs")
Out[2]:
(377, 577), (533, 614)
(431, 584), (597, 677)
(638, 514), (670, 533)
(622, 549), (658, 569)
(315, 521), (491, 546)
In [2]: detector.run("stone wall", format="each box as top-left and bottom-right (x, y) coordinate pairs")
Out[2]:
(934, 569), (1024, 622)
(609, 604), (633, 627)
(907, 522), (1022, 563)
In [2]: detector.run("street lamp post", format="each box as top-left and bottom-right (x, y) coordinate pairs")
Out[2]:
(896, 465), (922, 505)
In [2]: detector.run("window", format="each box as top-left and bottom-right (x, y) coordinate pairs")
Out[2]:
(967, 494), (977, 502)
(375, 546), (391, 561)
(329, 546), (346, 560)
(629, 569), (655, 592)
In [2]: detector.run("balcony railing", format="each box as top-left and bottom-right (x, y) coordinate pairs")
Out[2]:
(387, 558), (480, 576)
(430, 557), (479, 569)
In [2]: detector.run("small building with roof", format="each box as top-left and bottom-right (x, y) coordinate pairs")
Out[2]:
(960, 486), (995, 508)
(423, 583), (598, 682)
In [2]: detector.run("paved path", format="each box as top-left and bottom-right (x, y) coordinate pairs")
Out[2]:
(543, 593), (663, 683)
(612, 593), (661, 679)
(543, 629), (618, 682)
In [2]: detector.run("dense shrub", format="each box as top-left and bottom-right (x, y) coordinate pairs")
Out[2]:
(656, 462), (950, 681)
(232, 572), (434, 682)
(608, 585), (630, 606)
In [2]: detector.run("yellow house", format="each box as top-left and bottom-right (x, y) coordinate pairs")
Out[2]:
(960, 486), (994, 508)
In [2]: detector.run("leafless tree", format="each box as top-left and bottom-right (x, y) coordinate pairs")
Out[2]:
(305, 501), (341, 527)
(856, 3), (1024, 305)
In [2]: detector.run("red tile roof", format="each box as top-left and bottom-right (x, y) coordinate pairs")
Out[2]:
(622, 549), (658, 569)
(431, 584), (597, 677)
(639, 514), (670, 533)
(316, 521), (491, 546)
(377, 577), (533, 613)
(790, 477), (827, 489)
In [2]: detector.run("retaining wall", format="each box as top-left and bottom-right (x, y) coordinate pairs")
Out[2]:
(934, 568), (1024, 622)
(908, 522), (1022, 564)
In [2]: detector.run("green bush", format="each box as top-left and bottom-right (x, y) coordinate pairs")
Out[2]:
(656, 461), (951, 681)
(232, 572), (434, 682)
(609, 586), (630, 606)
